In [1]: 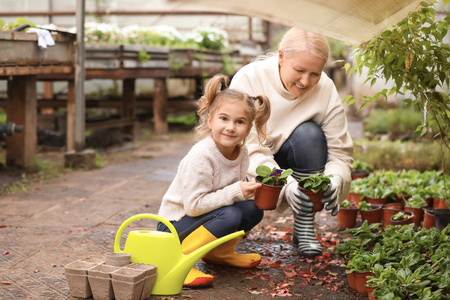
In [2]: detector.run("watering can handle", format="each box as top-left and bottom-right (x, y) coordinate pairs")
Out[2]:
(114, 213), (178, 253)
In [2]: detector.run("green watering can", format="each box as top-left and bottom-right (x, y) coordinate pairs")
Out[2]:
(114, 213), (244, 295)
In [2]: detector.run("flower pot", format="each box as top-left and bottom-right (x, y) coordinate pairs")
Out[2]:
(434, 209), (450, 231)
(351, 170), (370, 180)
(299, 188), (324, 212)
(254, 180), (283, 210)
(105, 252), (131, 267)
(360, 205), (382, 225)
(390, 210), (414, 226)
(433, 198), (442, 209)
(348, 192), (361, 204)
(437, 198), (449, 209)
(366, 198), (389, 206)
(404, 207), (424, 227)
(425, 198), (433, 209)
(345, 269), (357, 291)
(126, 263), (157, 300)
(422, 209), (435, 229)
(337, 206), (358, 228)
(354, 271), (371, 296)
(87, 264), (118, 300)
(366, 285), (378, 300)
(65, 260), (100, 298)
(111, 267), (146, 300)
(382, 203), (402, 229)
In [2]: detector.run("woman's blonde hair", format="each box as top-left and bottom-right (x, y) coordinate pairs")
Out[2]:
(195, 74), (270, 145)
(278, 28), (330, 62)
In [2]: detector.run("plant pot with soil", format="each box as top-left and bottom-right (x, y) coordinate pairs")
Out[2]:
(337, 200), (359, 228)
(351, 160), (374, 180)
(404, 194), (426, 227)
(298, 173), (333, 212)
(382, 202), (403, 228)
(359, 201), (382, 225)
(344, 252), (380, 296)
(254, 165), (293, 210)
(390, 211), (414, 226)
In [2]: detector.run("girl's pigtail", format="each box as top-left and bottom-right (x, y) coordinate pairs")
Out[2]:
(195, 74), (230, 140)
(253, 95), (271, 144)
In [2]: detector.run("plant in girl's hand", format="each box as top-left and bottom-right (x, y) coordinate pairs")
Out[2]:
(255, 165), (293, 186)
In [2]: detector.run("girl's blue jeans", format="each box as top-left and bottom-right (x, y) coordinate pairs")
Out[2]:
(157, 200), (263, 241)
(274, 121), (328, 175)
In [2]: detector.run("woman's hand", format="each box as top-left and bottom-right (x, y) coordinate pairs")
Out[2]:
(240, 181), (262, 199)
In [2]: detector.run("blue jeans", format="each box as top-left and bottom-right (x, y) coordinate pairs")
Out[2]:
(157, 200), (263, 242)
(274, 121), (328, 174)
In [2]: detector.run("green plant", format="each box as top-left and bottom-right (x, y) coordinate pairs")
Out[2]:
(298, 173), (332, 193)
(391, 211), (411, 221)
(345, 0), (450, 213)
(138, 50), (150, 63)
(358, 201), (373, 211)
(353, 160), (374, 172)
(255, 165), (293, 186)
(405, 194), (426, 209)
(346, 252), (381, 273)
(340, 199), (357, 208)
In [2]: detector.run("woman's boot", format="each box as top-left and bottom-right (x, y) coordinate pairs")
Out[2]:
(293, 212), (322, 257)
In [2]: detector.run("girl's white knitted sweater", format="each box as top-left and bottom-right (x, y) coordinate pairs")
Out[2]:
(230, 56), (354, 212)
(158, 136), (248, 222)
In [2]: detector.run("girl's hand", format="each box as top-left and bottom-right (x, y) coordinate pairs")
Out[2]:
(240, 181), (262, 199)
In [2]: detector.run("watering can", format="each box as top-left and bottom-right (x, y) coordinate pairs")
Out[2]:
(114, 213), (244, 295)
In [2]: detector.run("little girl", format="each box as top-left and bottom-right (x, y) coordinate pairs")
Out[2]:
(157, 74), (271, 288)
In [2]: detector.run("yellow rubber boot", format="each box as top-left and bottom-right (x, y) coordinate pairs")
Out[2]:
(181, 225), (217, 288)
(202, 235), (261, 268)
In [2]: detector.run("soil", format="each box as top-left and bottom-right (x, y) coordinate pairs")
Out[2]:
(0, 127), (365, 300)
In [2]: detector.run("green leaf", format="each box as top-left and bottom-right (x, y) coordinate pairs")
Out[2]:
(255, 165), (271, 177)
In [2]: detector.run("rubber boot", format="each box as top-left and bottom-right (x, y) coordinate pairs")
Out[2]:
(181, 225), (217, 288)
(202, 235), (261, 268)
(294, 212), (323, 258)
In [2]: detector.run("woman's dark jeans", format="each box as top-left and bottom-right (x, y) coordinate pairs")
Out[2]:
(274, 121), (328, 175)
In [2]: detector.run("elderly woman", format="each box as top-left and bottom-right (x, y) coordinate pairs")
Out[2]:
(230, 27), (354, 257)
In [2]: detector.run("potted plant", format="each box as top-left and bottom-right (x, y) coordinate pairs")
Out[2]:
(337, 200), (359, 229)
(254, 165), (293, 210)
(359, 201), (382, 225)
(298, 173), (333, 212)
(345, 253), (381, 296)
(404, 194), (426, 227)
(352, 160), (374, 180)
(382, 202), (404, 229)
(390, 211), (414, 226)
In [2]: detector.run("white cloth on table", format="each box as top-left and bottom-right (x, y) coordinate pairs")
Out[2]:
(26, 28), (55, 49)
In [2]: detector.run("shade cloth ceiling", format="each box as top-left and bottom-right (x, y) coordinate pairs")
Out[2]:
(169, 0), (432, 44)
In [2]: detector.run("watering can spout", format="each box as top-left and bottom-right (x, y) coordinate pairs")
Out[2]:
(181, 230), (244, 267)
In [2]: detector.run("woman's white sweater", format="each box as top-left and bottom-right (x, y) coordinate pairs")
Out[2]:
(230, 56), (354, 212)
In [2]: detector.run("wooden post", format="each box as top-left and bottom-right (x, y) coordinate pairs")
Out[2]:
(43, 81), (54, 100)
(74, 0), (85, 152)
(66, 80), (75, 151)
(153, 78), (168, 134)
(6, 76), (37, 167)
(122, 78), (136, 137)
